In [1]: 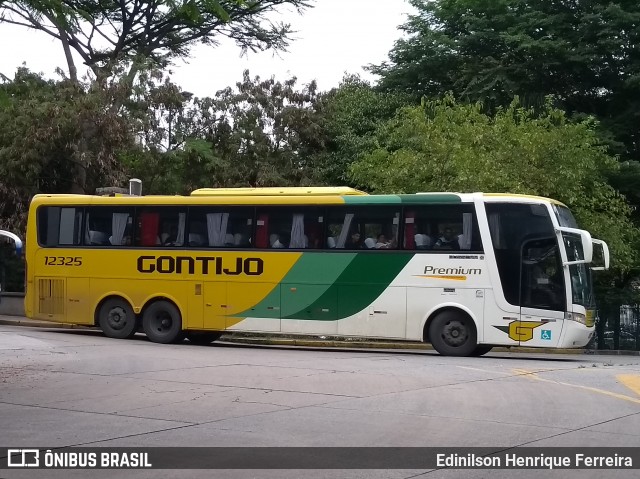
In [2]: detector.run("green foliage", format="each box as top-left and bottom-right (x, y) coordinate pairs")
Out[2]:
(0, 68), (131, 232)
(123, 70), (327, 192)
(372, 0), (640, 162)
(351, 95), (637, 270)
(311, 75), (411, 185)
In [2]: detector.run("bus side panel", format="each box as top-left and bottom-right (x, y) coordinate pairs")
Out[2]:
(225, 282), (281, 332)
(197, 281), (227, 331)
(482, 289), (519, 346)
(337, 286), (406, 339)
(280, 283), (338, 335)
(67, 277), (93, 324)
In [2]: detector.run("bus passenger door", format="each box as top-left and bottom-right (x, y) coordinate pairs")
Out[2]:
(518, 238), (564, 347)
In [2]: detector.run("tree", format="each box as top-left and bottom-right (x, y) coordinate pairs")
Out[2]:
(0, 68), (132, 232)
(371, 0), (640, 162)
(123, 70), (326, 193)
(310, 75), (411, 185)
(0, 1), (311, 193)
(0, 1), (311, 84)
(350, 95), (637, 270)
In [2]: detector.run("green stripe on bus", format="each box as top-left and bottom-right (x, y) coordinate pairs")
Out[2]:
(290, 252), (413, 321)
(280, 253), (356, 318)
(343, 194), (461, 205)
(343, 195), (402, 204)
(397, 194), (462, 203)
(231, 253), (356, 319)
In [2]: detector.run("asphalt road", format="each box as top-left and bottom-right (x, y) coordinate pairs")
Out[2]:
(1, 324), (640, 479)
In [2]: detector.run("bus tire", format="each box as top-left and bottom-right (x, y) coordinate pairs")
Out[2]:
(142, 300), (183, 344)
(186, 331), (222, 345)
(471, 345), (493, 356)
(429, 311), (477, 357)
(98, 298), (137, 339)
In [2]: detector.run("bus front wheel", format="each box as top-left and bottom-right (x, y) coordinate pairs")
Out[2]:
(471, 345), (493, 356)
(98, 298), (137, 339)
(429, 311), (477, 357)
(142, 301), (183, 344)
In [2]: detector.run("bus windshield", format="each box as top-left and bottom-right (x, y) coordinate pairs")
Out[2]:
(553, 205), (578, 229)
(552, 206), (595, 308)
(564, 232), (595, 308)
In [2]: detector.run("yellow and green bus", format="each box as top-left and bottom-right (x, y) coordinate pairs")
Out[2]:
(24, 187), (609, 356)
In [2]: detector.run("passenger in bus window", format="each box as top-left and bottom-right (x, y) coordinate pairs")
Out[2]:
(414, 233), (431, 249)
(345, 231), (362, 249)
(163, 225), (178, 246)
(376, 234), (391, 249)
(270, 232), (290, 248)
(434, 227), (460, 250)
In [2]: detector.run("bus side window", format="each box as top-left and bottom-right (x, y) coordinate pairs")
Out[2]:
(37, 207), (84, 247)
(256, 208), (323, 250)
(410, 205), (481, 253)
(135, 208), (187, 247)
(84, 207), (133, 247)
(187, 207), (254, 249)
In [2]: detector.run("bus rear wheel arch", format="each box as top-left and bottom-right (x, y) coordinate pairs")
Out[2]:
(426, 309), (478, 357)
(97, 297), (138, 339)
(142, 299), (183, 344)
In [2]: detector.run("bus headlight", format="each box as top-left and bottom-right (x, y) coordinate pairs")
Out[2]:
(565, 312), (587, 325)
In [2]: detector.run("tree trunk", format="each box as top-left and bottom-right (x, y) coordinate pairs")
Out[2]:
(59, 30), (78, 84)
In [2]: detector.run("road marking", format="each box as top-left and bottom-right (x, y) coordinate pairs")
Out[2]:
(617, 374), (640, 397)
(457, 366), (511, 375)
(513, 369), (640, 405)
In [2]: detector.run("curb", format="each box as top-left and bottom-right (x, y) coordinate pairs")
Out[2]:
(0, 316), (90, 330)
(1, 316), (638, 355)
(220, 336), (432, 350)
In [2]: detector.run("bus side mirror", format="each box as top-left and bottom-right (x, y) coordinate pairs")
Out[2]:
(590, 239), (610, 270)
(556, 227), (593, 265)
(0, 230), (23, 256)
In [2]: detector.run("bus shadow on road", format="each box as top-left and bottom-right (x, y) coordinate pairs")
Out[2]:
(35, 327), (591, 363)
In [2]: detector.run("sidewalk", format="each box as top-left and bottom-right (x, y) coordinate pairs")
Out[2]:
(1, 314), (638, 355)
(0, 314), (430, 350)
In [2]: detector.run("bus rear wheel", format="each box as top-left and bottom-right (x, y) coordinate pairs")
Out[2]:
(429, 311), (477, 357)
(98, 298), (137, 339)
(142, 301), (183, 344)
(186, 331), (222, 345)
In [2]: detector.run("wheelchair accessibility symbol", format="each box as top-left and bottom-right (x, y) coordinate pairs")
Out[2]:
(541, 330), (552, 341)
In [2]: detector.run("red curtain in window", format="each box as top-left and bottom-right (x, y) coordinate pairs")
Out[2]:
(404, 211), (415, 250)
(140, 212), (160, 246)
(255, 213), (269, 248)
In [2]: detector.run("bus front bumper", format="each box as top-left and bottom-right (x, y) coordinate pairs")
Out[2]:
(558, 319), (594, 348)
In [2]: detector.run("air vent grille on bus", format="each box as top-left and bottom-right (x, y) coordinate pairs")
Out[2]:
(38, 278), (65, 315)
